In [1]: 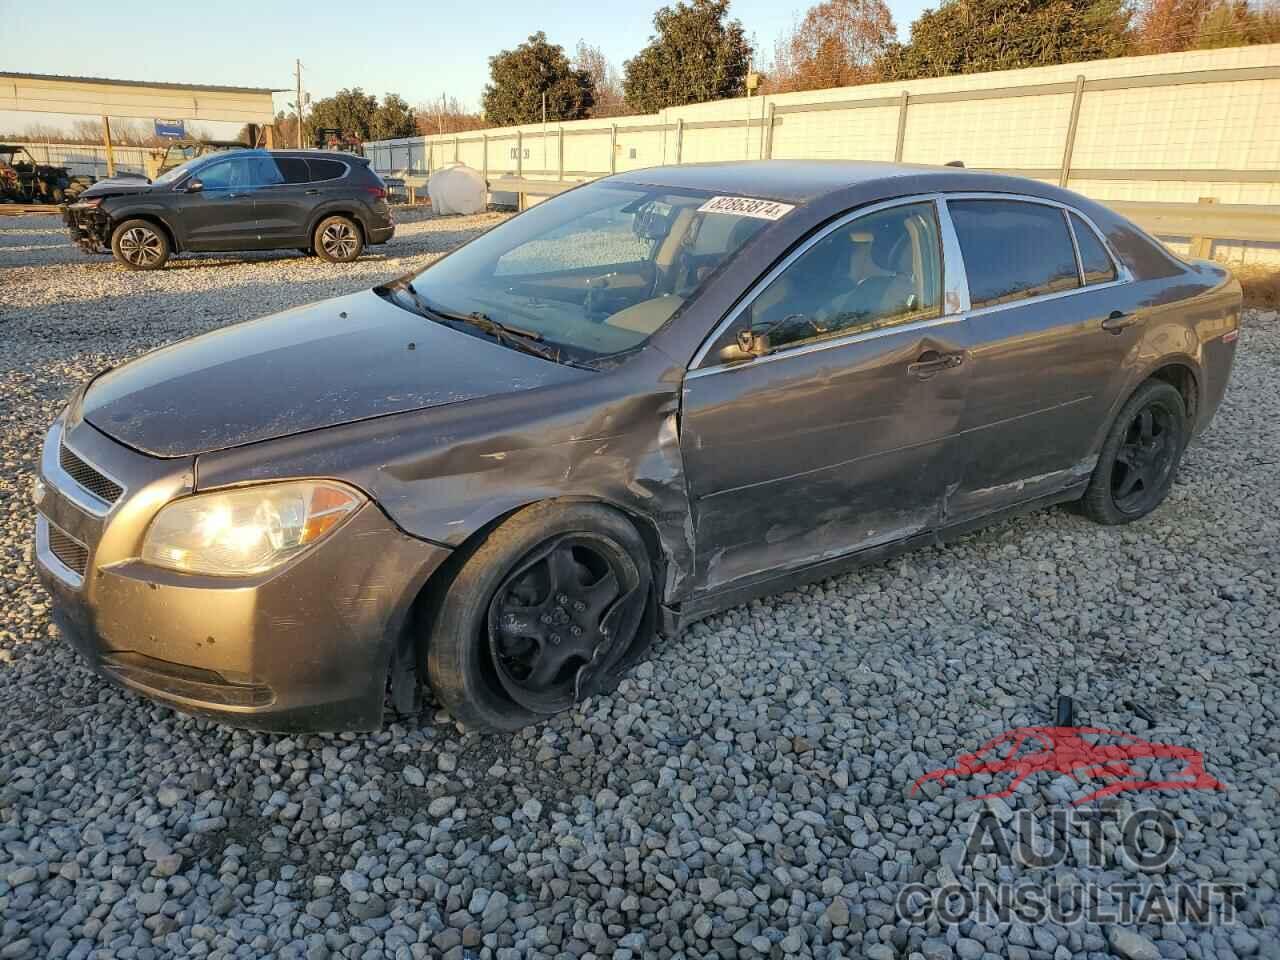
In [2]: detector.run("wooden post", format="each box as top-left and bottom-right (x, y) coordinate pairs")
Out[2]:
(894, 91), (909, 162)
(763, 102), (776, 159)
(558, 128), (564, 180)
(102, 115), (116, 177)
(609, 124), (617, 175)
(453, 136), (459, 163)
(1191, 197), (1218, 259)
(675, 118), (684, 164)
(1059, 75), (1086, 188)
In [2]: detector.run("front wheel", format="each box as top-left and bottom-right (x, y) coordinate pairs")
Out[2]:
(424, 502), (654, 731)
(1082, 380), (1187, 524)
(110, 219), (170, 270)
(313, 215), (363, 263)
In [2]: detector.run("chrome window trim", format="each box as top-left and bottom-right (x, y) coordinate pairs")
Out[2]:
(35, 515), (85, 590)
(686, 190), (1134, 379)
(688, 193), (955, 372)
(43, 421), (127, 518)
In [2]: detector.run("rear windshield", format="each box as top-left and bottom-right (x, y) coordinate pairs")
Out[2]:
(400, 182), (779, 362)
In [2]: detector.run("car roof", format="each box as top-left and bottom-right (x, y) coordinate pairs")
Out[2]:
(612, 159), (1046, 204)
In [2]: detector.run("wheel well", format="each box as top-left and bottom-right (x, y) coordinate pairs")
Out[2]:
(113, 214), (177, 252)
(1147, 362), (1199, 426)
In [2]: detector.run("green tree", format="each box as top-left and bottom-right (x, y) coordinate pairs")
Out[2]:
(623, 0), (754, 113)
(879, 0), (1131, 81)
(482, 32), (595, 125)
(371, 93), (418, 140)
(307, 87), (379, 141)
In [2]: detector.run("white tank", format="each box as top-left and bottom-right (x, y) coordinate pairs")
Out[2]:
(427, 163), (488, 215)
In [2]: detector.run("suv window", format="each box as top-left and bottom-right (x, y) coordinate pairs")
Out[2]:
(275, 156), (310, 184)
(307, 158), (347, 182)
(197, 157), (251, 191)
(249, 156), (284, 187)
(1070, 212), (1118, 285)
(743, 201), (943, 351)
(949, 199), (1080, 309)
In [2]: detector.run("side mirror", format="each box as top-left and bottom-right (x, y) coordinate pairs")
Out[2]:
(185, 178), (204, 193)
(718, 328), (769, 364)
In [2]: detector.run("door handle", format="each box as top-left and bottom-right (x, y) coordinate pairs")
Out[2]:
(907, 351), (964, 380)
(304, 189), (320, 195)
(1101, 310), (1140, 333)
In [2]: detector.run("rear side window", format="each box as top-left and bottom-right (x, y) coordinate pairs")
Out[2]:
(274, 157), (310, 184)
(1070, 212), (1118, 285)
(249, 156), (284, 187)
(949, 199), (1080, 309)
(306, 158), (347, 182)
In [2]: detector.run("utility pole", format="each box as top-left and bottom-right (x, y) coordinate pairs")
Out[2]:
(295, 59), (305, 149)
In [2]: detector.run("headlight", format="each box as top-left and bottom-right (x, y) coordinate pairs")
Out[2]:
(141, 481), (365, 576)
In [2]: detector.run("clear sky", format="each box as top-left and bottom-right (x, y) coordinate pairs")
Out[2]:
(1, 0), (933, 136)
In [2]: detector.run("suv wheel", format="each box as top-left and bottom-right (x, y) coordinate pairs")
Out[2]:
(314, 216), (363, 263)
(111, 220), (170, 270)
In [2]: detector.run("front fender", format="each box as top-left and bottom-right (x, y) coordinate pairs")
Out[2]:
(193, 353), (698, 604)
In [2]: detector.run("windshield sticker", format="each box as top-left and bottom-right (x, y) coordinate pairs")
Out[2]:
(697, 196), (795, 220)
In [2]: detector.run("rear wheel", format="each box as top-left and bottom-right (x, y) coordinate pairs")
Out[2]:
(313, 215), (363, 263)
(1082, 380), (1186, 524)
(424, 502), (654, 731)
(110, 219), (170, 270)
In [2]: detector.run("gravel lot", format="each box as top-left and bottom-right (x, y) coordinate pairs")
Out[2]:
(1, 212), (1277, 960)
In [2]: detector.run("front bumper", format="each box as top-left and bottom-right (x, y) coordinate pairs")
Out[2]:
(34, 412), (450, 732)
(63, 204), (109, 253)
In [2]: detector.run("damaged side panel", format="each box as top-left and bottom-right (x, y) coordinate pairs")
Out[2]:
(195, 351), (698, 602)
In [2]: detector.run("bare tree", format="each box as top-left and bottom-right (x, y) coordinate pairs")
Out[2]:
(574, 42), (628, 117)
(767, 0), (897, 93)
(1133, 0), (1280, 53)
(415, 95), (489, 136)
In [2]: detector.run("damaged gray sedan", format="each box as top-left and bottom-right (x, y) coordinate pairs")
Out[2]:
(35, 161), (1240, 732)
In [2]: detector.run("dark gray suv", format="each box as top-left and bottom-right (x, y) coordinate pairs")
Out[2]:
(63, 149), (395, 269)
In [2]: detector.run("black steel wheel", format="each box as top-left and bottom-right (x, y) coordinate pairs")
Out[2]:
(1082, 380), (1187, 524)
(425, 502), (654, 731)
(110, 219), (170, 270)
(313, 215), (363, 263)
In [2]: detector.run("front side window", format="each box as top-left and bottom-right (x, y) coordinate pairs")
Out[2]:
(742, 201), (943, 351)
(196, 158), (251, 191)
(395, 181), (774, 362)
(949, 199), (1080, 309)
(1070, 212), (1118, 285)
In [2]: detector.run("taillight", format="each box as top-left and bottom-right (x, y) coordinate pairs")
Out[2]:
(364, 186), (386, 200)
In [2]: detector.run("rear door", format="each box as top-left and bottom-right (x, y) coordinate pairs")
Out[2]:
(680, 198), (971, 596)
(251, 155), (313, 245)
(177, 156), (259, 250)
(944, 196), (1138, 520)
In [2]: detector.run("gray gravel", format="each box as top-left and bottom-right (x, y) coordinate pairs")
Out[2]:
(2, 212), (1278, 960)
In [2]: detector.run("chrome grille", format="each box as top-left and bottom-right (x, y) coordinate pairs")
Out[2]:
(59, 443), (123, 504)
(47, 522), (89, 576)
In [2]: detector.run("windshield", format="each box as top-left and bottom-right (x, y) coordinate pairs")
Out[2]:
(397, 182), (776, 362)
(152, 157), (203, 186)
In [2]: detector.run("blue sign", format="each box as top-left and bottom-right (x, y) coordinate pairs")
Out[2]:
(154, 119), (186, 139)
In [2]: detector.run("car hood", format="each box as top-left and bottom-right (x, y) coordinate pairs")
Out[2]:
(82, 289), (591, 457)
(78, 177), (154, 198)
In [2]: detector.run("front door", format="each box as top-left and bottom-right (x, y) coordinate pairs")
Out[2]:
(680, 199), (970, 597)
(176, 156), (260, 250)
(943, 198), (1140, 521)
